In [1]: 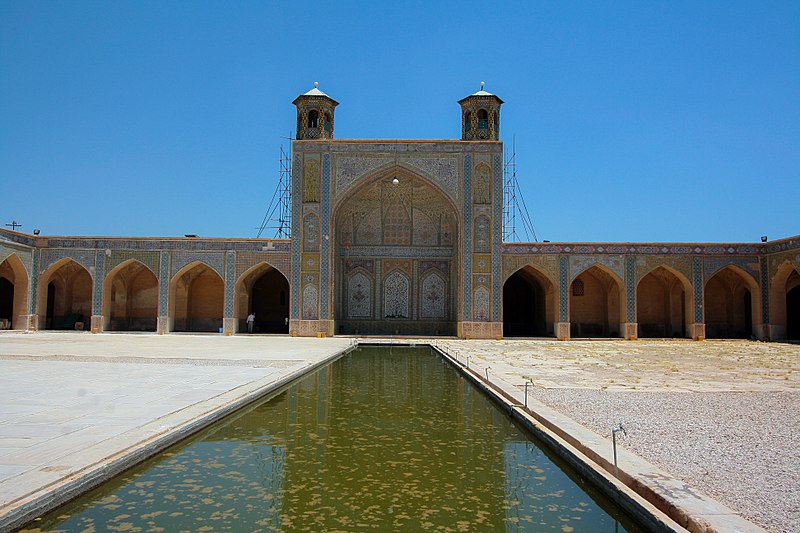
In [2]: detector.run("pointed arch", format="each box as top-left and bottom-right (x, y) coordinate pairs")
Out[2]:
(383, 270), (410, 319)
(636, 265), (693, 338)
(769, 261), (800, 340)
(102, 259), (158, 331)
(347, 270), (373, 319)
(235, 262), (289, 333)
(420, 270), (446, 320)
(169, 261), (224, 332)
(704, 265), (761, 339)
(503, 264), (556, 337)
(0, 253), (29, 330)
(569, 264), (625, 338)
(37, 258), (93, 330)
(333, 163), (460, 219)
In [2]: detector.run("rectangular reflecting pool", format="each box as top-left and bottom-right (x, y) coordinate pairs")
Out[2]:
(20, 346), (644, 532)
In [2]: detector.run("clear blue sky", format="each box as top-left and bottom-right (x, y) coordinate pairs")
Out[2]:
(1, 1), (798, 242)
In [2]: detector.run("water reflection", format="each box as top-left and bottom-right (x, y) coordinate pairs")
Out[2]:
(21, 346), (642, 532)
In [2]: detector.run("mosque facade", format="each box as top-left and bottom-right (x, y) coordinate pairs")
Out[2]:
(1, 85), (798, 340)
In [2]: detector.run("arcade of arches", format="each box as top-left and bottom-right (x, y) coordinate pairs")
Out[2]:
(500, 262), (800, 340)
(0, 249), (798, 339)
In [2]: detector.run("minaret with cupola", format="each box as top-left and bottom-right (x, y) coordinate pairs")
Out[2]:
(293, 82), (338, 140)
(458, 82), (503, 140)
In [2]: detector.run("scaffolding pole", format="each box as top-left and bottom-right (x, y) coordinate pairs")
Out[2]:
(256, 142), (292, 239)
(503, 137), (539, 242)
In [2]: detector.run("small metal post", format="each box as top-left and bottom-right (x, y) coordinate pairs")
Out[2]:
(611, 422), (626, 478)
(466, 355), (470, 369)
(524, 380), (533, 408)
(485, 366), (491, 380)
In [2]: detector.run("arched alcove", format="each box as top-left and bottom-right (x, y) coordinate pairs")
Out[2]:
(636, 266), (692, 338)
(0, 254), (29, 330)
(569, 265), (625, 338)
(503, 266), (555, 337)
(169, 262), (224, 332)
(704, 266), (759, 339)
(102, 260), (158, 331)
(333, 167), (457, 335)
(784, 269), (800, 340)
(38, 259), (93, 330)
(235, 263), (289, 333)
(769, 262), (800, 340)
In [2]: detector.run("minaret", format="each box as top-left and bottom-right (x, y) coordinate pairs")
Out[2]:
(458, 82), (503, 140)
(293, 82), (338, 140)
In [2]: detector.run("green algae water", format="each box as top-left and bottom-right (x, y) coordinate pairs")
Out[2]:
(21, 346), (643, 532)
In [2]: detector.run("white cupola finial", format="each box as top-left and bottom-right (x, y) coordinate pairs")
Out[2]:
(314, 81), (319, 88)
(480, 81), (485, 90)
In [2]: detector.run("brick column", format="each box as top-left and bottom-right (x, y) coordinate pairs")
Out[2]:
(623, 255), (637, 340)
(690, 256), (705, 340)
(157, 251), (171, 334)
(90, 249), (105, 333)
(556, 255), (570, 340)
(223, 251), (236, 335)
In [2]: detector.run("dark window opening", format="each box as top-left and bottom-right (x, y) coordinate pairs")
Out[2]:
(308, 110), (319, 129)
(477, 109), (489, 129)
(572, 279), (584, 296)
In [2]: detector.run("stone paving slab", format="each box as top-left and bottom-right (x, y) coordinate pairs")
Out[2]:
(0, 332), (354, 531)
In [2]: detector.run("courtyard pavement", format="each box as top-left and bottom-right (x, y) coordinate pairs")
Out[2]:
(434, 338), (799, 533)
(0, 332), (354, 531)
(0, 334), (796, 532)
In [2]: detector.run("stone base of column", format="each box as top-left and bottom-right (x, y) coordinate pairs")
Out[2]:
(289, 319), (334, 337)
(90, 315), (104, 333)
(623, 322), (638, 340)
(689, 323), (705, 341)
(764, 324), (785, 341)
(222, 318), (236, 336)
(458, 321), (502, 339)
(157, 316), (171, 335)
(22, 314), (38, 331)
(556, 322), (570, 340)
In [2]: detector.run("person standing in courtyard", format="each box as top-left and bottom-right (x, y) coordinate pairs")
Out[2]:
(246, 312), (255, 333)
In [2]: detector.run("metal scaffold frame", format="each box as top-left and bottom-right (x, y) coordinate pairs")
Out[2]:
(503, 137), (539, 243)
(256, 142), (292, 239)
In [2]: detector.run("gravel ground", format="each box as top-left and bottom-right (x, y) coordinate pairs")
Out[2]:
(530, 388), (799, 533)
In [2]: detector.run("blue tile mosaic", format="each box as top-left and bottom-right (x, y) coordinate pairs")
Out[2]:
(760, 256), (769, 324)
(29, 249), (39, 315)
(559, 256), (569, 322)
(93, 250), (105, 315)
(492, 154), (503, 321)
(321, 153), (331, 319)
(159, 251), (170, 316)
(291, 153), (302, 319)
(693, 257), (703, 323)
(225, 251), (235, 318)
(625, 255), (635, 322)
(170, 252), (224, 279)
(463, 154), (472, 320)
